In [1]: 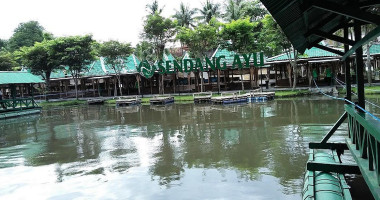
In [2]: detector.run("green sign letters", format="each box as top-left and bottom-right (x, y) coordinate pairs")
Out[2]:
(137, 52), (264, 78)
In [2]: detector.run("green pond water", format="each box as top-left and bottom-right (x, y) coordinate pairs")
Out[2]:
(1, 96), (379, 199)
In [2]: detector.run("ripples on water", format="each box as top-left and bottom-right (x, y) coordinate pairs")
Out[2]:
(1, 96), (377, 200)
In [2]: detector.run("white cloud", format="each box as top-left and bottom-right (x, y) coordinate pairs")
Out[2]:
(0, 0), (224, 46)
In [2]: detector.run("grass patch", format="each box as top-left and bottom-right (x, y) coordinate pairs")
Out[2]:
(39, 100), (86, 107)
(338, 86), (380, 95)
(275, 90), (311, 98)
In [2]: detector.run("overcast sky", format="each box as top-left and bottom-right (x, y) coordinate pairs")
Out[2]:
(0, 0), (224, 47)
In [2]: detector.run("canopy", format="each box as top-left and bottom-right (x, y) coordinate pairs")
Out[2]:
(0, 71), (44, 85)
(260, 0), (380, 58)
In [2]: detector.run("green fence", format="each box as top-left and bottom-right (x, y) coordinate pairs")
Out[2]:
(0, 98), (38, 111)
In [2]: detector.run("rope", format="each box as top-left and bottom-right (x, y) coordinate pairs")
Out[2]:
(334, 77), (380, 110)
(313, 79), (380, 122)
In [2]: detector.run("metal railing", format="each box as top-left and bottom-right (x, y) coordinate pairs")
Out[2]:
(345, 104), (380, 197)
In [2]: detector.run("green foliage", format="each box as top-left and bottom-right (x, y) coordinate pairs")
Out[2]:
(135, 41), (155, 62)
(219, 17), (259, 53)
(223, 0), (244, 22)
(146, 0), (163, 15)
(173, 2), (197, 27)
(8, 21), (45, 52)
(50, 35), (96, 73)
(257, 15), (291, 57)
(48, 35), (96, 99)
(143, 13), (176, 60)
(99, 40), (133, 73)
(198, 0), (221, 23)
(0, 51), (18, 71)
(17, 40), (60, 81)
(176, 18), (220, 58)
(0, 39), (7, 50)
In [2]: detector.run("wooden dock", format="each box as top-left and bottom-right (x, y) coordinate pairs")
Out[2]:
(116, 96), (141, 107)
(193, 92), (212, 103)
(87, 98), (105, 105)
(150, 95), (174, 105)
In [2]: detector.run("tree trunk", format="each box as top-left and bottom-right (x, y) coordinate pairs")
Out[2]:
(201, 72), (204, 92)
(74, 73), (79, 100)
(117, 74), (123, 96)
(44, 71), (51, 101)
(292, 62), (297, 90)
(287, 64), (292, 87)
(114, 76), (117, 96)
(137, 74), (141, 95)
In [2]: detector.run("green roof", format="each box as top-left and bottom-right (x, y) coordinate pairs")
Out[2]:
(0, 71), (44, 85)
(369, 44), (380, 55)
(266, 47), (342, 62)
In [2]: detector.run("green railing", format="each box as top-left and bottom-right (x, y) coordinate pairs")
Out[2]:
(345, 104), (380, 199)
(0, 98), (38, 111)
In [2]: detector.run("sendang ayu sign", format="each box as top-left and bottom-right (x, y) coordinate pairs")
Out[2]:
(137, 52), (264, 78)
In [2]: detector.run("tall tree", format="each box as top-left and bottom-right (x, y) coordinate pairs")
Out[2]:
(259, 15), (296, 89)
(240, 0), (267, 22)
(198, 0), (221, 23)
(99, 40), (133, 96)
(0, 51), (17, 71)
(220, 17), (259, 90)
(18, 40), (61, 97)
(8, 21), (44, 52)
(173, 2), (197, 27)
(50, 35), (96, 99)
(143, 13), (176, 94)
(177, 18), (220, 58)
(177, 18), (220, 92)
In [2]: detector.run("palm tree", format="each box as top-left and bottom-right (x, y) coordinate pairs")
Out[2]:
(224, 0), (244, 22)
(173, 2), (197, 27)
(197, 0), (221, 23)
(146, 0), (163, 15)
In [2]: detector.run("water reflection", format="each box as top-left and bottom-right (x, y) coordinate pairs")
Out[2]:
(0, 97), (355, 199)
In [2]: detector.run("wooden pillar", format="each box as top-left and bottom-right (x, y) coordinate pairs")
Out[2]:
(355, 22), (365, 110)
(150, 77), (153, 94)
(20, 85), (24, 97)
(250, 67), (254, 89)
(92, 79), (95, 97)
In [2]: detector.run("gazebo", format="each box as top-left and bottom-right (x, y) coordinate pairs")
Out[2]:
(0, 71), (44, 119)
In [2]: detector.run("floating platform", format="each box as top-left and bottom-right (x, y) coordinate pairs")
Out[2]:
(150, 95), (174, 105)
(211, 92), (248, 104)
(194, 92), (212, 103)
(87, 98), (105, 105)
(0, 107), (42, 120)
(303, 150), (352, 200)
(116, 96), (141, 107)
(247, 91), (275, 102)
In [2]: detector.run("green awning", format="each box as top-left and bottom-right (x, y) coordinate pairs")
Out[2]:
(0, 71), (44, 85)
